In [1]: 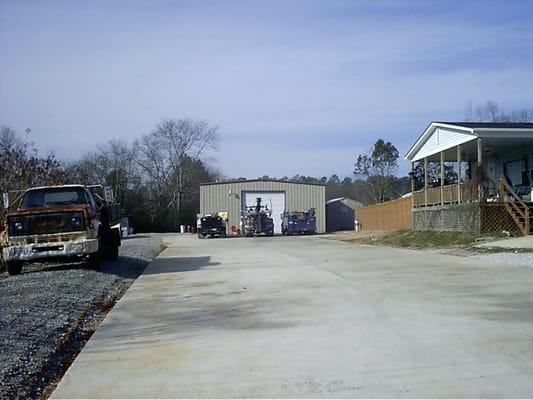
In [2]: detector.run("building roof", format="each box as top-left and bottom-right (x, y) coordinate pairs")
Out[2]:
(434, 122), (533, 129)
(405, 121), (533, 161)
(200, 178), (326, 187)
(326, 197), (363, 209)
(326, 197), (346, 204)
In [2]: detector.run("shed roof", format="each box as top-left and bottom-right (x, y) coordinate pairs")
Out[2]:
(326, 197), (363, 209)
(200, 178), (326, 187)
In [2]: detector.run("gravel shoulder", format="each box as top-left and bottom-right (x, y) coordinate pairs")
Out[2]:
(329, 231), (533, 269)
(436, 247), (533, 268)
(0, 233), (166, 400)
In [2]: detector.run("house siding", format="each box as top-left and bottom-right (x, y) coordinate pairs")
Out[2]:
(413, 128), (476, 161)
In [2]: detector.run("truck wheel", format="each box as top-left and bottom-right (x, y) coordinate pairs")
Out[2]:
(7, 261), (23, 275)
(87, 251), (101, 271)
(107, 245), (119, 261)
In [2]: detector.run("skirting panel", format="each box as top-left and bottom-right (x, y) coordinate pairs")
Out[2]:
(412, 204), (480, 232)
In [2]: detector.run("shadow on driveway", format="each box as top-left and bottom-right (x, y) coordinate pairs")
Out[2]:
(143, 256), (220, 275)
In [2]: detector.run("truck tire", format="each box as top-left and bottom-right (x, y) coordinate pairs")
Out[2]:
(88, 251), (101, 271)
(7, 261), (23, 275)
(107, 245), (119, 261)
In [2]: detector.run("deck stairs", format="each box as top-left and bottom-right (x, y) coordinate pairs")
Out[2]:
(499, 178), (533, 235)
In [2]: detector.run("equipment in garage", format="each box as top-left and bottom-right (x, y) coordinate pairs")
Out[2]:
(242, 197), (274, 237)
(281, 209), (316, 235)
(242, 191), (285, 234)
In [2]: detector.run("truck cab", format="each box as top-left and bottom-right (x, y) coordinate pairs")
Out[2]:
(1, 185), (121, 275)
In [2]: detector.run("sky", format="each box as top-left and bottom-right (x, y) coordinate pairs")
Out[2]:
(1, 0), (533, 179)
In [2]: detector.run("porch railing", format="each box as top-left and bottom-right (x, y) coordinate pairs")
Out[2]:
(413, 181), (478, 207)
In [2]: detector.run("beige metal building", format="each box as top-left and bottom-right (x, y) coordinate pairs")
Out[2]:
(200, 179), (326, 234)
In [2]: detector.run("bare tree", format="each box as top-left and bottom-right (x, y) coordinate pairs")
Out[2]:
(0, 125), (66, 193)
(467, 101), (533, 122)
(97, 140), (138, 207)
(135, 118), (218, 224)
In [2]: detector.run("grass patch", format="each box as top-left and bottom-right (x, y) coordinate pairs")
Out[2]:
(356, 230), (505, 250)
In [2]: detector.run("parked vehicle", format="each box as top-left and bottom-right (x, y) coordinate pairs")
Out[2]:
(197, 214), (227, 238)
(1, 185), (121, 275)
(242, 197), (274, 237)
(281, 209), (316, 235)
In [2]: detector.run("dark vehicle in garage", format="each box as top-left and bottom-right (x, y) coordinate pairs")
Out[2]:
(197, 214), (227, 238)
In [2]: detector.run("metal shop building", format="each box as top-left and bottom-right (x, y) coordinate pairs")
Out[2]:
(200, 179), (326, 234)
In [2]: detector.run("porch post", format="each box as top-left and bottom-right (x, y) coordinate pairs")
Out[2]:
(477, 138), (482, 201)
(440, 151), (444, 206)
(411, 162), (415, 210)
(457, 144), (462, 204)
(424, 157), (428, 207)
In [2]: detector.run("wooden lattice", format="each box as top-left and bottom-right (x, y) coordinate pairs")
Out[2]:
(480, 204), (519, 233)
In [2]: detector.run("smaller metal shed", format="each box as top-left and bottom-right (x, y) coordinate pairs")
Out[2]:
(326, 197), (362, 232)
(200, 179), (326, 234)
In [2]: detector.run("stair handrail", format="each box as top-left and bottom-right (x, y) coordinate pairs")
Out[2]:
(499, 176), (530, 234)
(499, 177), (527, 208)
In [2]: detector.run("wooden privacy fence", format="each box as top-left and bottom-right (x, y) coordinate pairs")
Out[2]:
(355, 196), (412, 231)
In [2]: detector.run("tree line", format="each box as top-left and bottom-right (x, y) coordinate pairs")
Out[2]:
(0, 119), (220, 232)
(236, 137), (408, 204)
(2, 101), (531, 230)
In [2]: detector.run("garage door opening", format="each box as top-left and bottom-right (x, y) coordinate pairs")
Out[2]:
(242, 191), (285, 234)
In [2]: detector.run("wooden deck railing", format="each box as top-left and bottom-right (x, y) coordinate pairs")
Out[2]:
(413, 181), (478, 207)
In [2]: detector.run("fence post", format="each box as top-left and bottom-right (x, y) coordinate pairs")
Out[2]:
(440, 151), (445, 230)
(477, 138), (483, 202)
(457, 144), (461, 204)
(424, 157), (428, 207)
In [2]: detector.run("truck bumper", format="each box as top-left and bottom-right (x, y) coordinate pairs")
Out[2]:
(2, 238), (99, 262)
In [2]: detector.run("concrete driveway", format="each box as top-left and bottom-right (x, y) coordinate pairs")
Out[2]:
(52, 235), (533, 398)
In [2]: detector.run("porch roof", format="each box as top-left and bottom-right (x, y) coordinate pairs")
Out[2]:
(405, 122), (533, 162)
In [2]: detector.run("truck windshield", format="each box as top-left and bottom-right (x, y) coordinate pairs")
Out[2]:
(20, 187), (88, 208)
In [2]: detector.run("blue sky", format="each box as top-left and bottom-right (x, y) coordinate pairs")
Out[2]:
(1, 0), (532, 178)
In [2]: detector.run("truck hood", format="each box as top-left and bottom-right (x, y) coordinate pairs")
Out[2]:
(8, 204), (89, 217)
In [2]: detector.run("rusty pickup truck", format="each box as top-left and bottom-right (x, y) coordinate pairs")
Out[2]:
(1, 185), (121, 275)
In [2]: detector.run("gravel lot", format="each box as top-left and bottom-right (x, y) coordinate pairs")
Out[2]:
(0, 233), (165, 400)
(470, 251), (533, 268)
